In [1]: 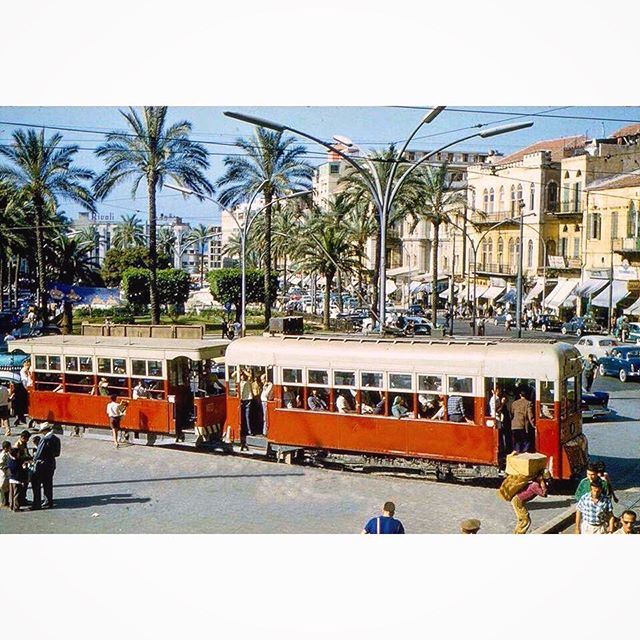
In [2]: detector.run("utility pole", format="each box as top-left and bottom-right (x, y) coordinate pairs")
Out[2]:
(608, 233), (614, 332)
(449, 231), (456, 336)
(516, 199), (525, 338)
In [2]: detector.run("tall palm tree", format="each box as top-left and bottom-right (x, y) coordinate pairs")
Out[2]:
(94, 107), (214, 324)
(0, 181), (29, 311)
(272, 200), (305, 296)
(186, 223), (213, 287)
(74, 224), (101, 256)
(112, 213), (145, 249)
(216, 127), (313, 326)
(222, 229), (262, 270)
(157, 226), (177, 265)
(0, 129), (95, 314)
(406, 163), (466, 324)
(293, 201), (361, 330)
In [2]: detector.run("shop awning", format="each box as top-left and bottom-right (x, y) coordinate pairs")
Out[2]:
(524, 280), (544, 304)
(575, 278), (609, 297)
(591, 280), (634, 308)
(469, 285), (490, 300)
(624, 297), (640, 315)
(499, 288), (517, 305)
(545, 279), (579, 309)
(409, 280), (423, 293)
(439, 284), (459, 299)
(479, 285), (505, 300)
(387, 266), (414, 278)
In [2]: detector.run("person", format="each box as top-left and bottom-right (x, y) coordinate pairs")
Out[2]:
(307, 388), (327, 411)
(460, 518), (481, 534)
(361, 501), (405, 534)
(106, 394), (127, 448)
(616, 510), (637, 534)
(594, 460), (618, 503)
(574, 462), (613, 502)
(259, 373), (273, 435)
(19, 360), (33, 390)
(491, 387), (511, 457)
(232, 320), (241, 339)
(1, 440), (10, 507)
(335, 391), (354, 414)
(621, 317), (630, 342)
(505, 311), (513, 331)
(98, 377), (110, 397)
(132, 380), (148, 400)
(206, 372), (225, 395)
(26, 307), (37, 335)
(511, 471), (548, 534)
(239, 371), (252, 450)
(510, 389), (535, 454)
(447, 383), (470, 423)
(575, 478), (614, 534)
(0, 382), (10, 437)
(583, 354), (598, 392)
(7, 447), (24, 511)
(221, 319), (229, 339)
(30, 422), (61, 510)
(391, 395), (410, 419)
(14, 430), (31, 508)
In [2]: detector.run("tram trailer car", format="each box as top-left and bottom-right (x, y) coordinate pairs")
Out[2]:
(224, 336), (588, 480)
(8, 336), (229, 438)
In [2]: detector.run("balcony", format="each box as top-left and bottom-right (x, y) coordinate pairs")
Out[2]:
(470, 262), (516, 277)
(613, 237), (640, 255)
(547, 202), (583, 219)
(469, 210), (520, 226)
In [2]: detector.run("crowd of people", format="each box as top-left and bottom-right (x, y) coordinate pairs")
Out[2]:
(238, 369), (274, 450)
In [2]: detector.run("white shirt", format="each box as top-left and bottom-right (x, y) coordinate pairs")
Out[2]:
(106, 401), (124, 418)
(0, 386), (8, 407)
(20, 368), (33, 388)
(133, 385), (146, 399)
(336, 395), (350, 413)
(261, 382), (273, 402)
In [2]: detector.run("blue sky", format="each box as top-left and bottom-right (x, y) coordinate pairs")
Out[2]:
(1, 105), (639, 226)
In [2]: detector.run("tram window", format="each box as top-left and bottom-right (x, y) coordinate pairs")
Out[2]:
(34, 355), (47, 370)
(148, 360), (162, 377)
(65, 356), (79, 372)
(132, 359), (146, 376)
(282, 368), (303, 385)
(98, 358), (112, 374)
(389, 373), (412, 391)
(418, 375), (443, 393)
(113, 359), (126, 374)
(566, 377), (576, 413)
(448, 376), (473, 395)
(334, 370), (356, 387)
(49, 356), (61, 371)
(308, 369), (329, 386)
(390, 392), (415, 419)
(361, 371), (383, 389)
(79, 356), (93, 373)
(540, 381), (555, 419)
(360, 389), (383, 414)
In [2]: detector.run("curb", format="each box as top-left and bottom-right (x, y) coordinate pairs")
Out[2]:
(533, 504), (576, 534)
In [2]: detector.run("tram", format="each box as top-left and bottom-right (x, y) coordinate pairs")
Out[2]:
(8, 335), (229, 439)
(224, 335), (588, 480)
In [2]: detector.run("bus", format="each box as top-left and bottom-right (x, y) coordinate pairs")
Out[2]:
(224, 335), (588, 480)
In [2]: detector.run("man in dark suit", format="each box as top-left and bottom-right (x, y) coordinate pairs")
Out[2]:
(30, 422), (61, 510)
(510, 389), (535, 454)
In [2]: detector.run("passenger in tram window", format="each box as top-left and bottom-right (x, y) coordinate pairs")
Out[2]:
(360, 391), (378, 414)
(336, 391), (355, 413)
(282, 386), (295, 409)
(133, 380), (148, 400)
(418, 394), (442, 419)
(207, 373), (225, 395)
(308, 388), (328, 411)
(391, 395), (412, 419)
(373, 397), (385, 415)
(446, 383), (471, 423)
(98, 378), (110, 397)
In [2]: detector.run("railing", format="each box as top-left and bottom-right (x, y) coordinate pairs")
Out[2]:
(469, 262), (516, 275)
(558, 203), (583, 215)
(614, 237), (640, 252)
(470, 210), (520, 225)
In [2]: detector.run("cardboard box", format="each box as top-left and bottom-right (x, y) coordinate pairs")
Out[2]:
(505, 452), (548, 478)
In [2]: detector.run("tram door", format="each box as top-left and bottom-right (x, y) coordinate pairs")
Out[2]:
(168, 357), (192, 432)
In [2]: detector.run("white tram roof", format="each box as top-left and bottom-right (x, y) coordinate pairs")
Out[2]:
(7, 335), (229, 362)
(225, 335), (582, 380)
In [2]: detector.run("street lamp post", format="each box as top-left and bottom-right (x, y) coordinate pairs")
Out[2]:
(224, 110), (533, 333)
(166, 183), (311, 337)
(516, 199), (526, 338)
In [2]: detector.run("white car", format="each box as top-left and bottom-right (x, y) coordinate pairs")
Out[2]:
(574, 335), (620, 360)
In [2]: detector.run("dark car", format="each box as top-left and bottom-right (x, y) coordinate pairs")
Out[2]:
(395, 315), (432, 336)
(581, 390), (611, 420)
(408, 304), (425, 316)
(597, 346), (640, 383)
(561, 316), (603, 337)
(527, 314), (564, 333)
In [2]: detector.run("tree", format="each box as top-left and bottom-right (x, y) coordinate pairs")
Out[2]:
(207, 268), (277, 322)
(0, 181), (29, 311)
(185, 223), (213, 288)
(122, 267), (190, 316)
(112, 213), (145, 249)
(94, 107), (214, 324)
(293, 202), (361, 330)
(0, 128), (95, 314)
(216, 127), (313, 326)
(406, 163), (466, 324)
(121, 267), (151, 307)
(157, 226), (177, 265)
(101, 246), (150, 286)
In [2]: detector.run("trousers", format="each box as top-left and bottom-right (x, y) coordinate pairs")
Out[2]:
(31, 465), (55, 508)
(512, 428), (530, 453)
(9, 482), (21, 511)
(511, 496), (531, 534)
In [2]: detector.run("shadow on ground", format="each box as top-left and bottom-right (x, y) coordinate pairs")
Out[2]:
(44, 493), (151, 509)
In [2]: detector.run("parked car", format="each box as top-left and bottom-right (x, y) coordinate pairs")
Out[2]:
(597, 346), (640, 382)
(561, 316), (603, 337)
(408, 303), (425, 316)
(395, 315), (433, 335)
(626, 322), (640, 343)
(574, 335), (619, 360)
(0, 340), (29, 371)
(581, 390), (611, 420)
(527, 314), (564, 332)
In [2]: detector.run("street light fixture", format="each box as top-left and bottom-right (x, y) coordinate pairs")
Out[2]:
(225, 110), (533, 332)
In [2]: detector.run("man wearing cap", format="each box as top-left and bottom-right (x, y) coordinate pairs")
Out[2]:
(460, 519), (481, 534)
(30, 423), (61, 510)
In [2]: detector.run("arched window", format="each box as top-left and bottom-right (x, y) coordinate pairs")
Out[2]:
(487, 237), (494, 265)
(591, 212), (602, 240)
(529, 184), (535, 210)
(497, 237), (504, 265)
(546, 239), (556, 259)
(508, 238), (515, 267)
(498, 186), (505, 212)
(489, 188), (495, 213)
(546, 181), (558, 212)
(564, 171), (570, 179)
(517, 184), (523, 208)
(483, 189), (489, 213)
(510, 185), (516, 214)
(576, 170), (582, 177)
(527, 239), (534, 268)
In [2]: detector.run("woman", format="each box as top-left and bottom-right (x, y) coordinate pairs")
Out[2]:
(391, 396), (410, 419)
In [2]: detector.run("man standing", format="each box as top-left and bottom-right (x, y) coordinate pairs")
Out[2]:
(0, 382), (10, 437)
(583, 354), (598, 392)
(511, 471), (548, 534)
(575, 479), (614, 534)
(14, 430), (32, 508)
(362, 501), (405, 534)
(574, 463), (612, 502)
(106, 394), (127, 448)
(510, 389), (535, 453)
(30, 422), (61, 510)
(616, 510), (637, 534)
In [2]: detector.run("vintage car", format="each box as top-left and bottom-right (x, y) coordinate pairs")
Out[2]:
(527, 313), (564, 332)
(574, 335), (619, 360)
(581, 390), (611, 420)
(561, 316), (603, 337)
(597, 346), (640, 382)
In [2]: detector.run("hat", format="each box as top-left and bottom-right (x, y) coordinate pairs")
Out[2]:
(38, 422), (52, 433)
(460, 518), (481, 533)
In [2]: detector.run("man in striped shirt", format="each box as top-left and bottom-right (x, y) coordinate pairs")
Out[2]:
(575, 478), (614, 534)
(447, 382), (469, 423)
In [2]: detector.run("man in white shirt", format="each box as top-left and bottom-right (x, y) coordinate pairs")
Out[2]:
(20, 361), (33, 389)
(133, 381), (148, 399)
(336, 392), (354, 414)
(106, 395), (127, 448)
(260, 373), (273, 436)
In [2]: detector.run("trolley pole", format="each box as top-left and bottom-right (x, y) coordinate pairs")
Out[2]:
(516, 200), (525, 338)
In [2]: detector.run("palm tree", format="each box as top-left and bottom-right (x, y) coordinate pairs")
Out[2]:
(406, 163), (466, 324)
(94, 107), (214, 324)
(293, 201), (361, 330)
(157, 226), (177, 265)
(186, 223), (213, 287)
(0, 129), (95, 314)
(48, 234), (102, 333)
(222, 230), (261, 270)
(272, 200), (305, 296)
(111, 213), (145, 250)
(216, 127), (313, 326)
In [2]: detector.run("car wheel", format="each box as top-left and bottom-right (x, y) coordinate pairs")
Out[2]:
(619, 369), (628, 383)
(599, 364), (606, 376)
(541, 324), (547, 332)
(561, 326), (567, 335)
(576, 328), (583, 337)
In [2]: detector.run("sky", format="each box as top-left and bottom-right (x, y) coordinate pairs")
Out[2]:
(1, 105), (639, 227)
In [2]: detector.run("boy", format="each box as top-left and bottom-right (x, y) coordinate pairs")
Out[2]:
(7, 447), (24, 511)
(1, 440), (11, 507)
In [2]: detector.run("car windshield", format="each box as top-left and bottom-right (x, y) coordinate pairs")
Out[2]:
(625, 351), (640, 358)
